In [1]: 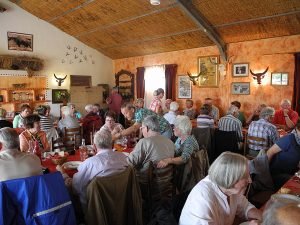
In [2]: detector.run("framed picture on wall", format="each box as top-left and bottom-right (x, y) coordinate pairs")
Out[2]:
(198, 56), (219, 87)
(178, 75), (192, 99)
(7, 32), (33, 52)
(52, 89), (69, 103)
(232, 63), (249, 77)
(231, 82), (250, 95)
(271, 72), (288, 85)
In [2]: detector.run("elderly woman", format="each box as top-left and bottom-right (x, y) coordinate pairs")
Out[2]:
(19, 114), (50, 152)
(179, 152), (262, 225)
(267, 119), (300, 188)
(134, 98), (144, 111)
(149, 88), (164, 115)
(158, 115), (199, 167)
(13, 104), (32, 128)
(68, 103), (82, 120)
(100, 111), (124, 140)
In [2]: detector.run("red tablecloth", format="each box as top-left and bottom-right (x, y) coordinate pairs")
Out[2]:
(42, 150), (81, 177)
(280, 176), (300, 195)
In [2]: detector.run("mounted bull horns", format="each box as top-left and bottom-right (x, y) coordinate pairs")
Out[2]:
(54, 74), (67, 86)
(250, 67), (269, 84)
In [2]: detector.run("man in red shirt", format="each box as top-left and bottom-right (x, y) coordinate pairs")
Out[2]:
(273, 99), (299, 130)
(106, 87), (123, 122)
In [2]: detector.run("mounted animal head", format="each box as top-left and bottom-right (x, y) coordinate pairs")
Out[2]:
(250, 67), (269, 84)
(187, 70), (206, 85)
(54, 74), (67, 86)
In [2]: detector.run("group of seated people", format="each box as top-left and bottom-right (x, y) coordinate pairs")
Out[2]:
(0, 86), (299, 224)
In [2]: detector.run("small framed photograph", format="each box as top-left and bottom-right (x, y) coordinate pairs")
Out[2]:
(271, 72), (288, 85)
(232, 63), (249, 77)
(231, 82), (250, 95)
(178, 75), (192, 99)
(7, 32), (33, 52)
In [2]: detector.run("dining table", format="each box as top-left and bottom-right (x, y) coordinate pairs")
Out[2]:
(42, 144), (134, 178)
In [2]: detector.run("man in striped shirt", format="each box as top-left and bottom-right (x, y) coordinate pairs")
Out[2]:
(247, 107), (279, 157)
(218, 105), (243, 141)
(197, 104), (214, 128)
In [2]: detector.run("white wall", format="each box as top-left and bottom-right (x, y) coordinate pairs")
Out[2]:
(0, 0), (114, 116)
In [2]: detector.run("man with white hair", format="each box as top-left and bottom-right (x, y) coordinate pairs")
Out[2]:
(218, 105), (243, 141)
(0, 127), (42, 181)
(58, 106), (80, 136)
(58, 129), (128, 206)
(273, 99), (298, 130)
(163, 101), (179, 125)
(82, 104), (103, 144)
(247, 107), (279, 157)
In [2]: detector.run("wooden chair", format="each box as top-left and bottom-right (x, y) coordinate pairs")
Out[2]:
(51, 137), (66, 152)
(244, 135), (268, 159)
(63, 127), (82, 152)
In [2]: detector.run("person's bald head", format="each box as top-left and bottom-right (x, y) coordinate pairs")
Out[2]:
(263, 203), (300, 225)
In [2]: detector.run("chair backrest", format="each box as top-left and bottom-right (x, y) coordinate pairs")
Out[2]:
(63, 126), (82, 151)
(86, 167), (142, 225)
(214, 129), (239, 161)
(0, 172), (76, 225)
(247, 135), (268, 149)
(51, 137), (66, 152)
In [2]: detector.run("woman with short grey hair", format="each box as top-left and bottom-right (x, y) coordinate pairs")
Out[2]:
(157, 115), (198, 168)
(179, 152), (262, 225)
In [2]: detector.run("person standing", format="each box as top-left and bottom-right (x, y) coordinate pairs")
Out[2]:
(149, 88), (164, 115)
(106, 87), (123, 123)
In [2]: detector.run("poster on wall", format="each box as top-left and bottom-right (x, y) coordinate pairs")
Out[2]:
(7, 32), (33, 52)
(178, 75), (192, 99)
(197, 56), (219, 87)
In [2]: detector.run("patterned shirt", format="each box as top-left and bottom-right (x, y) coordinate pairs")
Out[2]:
(183, 108), (197, 120)
(39, 115), (52, 131)
(175, 135), (199, 163)
(197, 115), (215, 128)
(211, 105), (220, 121)
(248, 119), (279, 151)
(218, 114), (243, 140)
(149, 97), (162, 113)
(134, 108), (170, 134)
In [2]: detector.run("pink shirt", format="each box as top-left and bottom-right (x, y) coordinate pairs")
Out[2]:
(149, 97), (162, 113)
(108, 93), (122, 114)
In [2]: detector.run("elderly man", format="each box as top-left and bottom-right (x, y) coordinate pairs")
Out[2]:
(58, 130), (128, 206)
(164, 99), (172, 114)
(204, 97), (219, 122)
(58, 106), (80, 136)
(273, 99), (299, 130)
(0, 108), (13, 128)
(82, 104), (103, 144)
(247, 107), (279, 157)
(127, 115), (175, 201)
(117, 102), (172, 139)
(218, 105), (243, 141)
(163, 101), (179, 125)
(0, 127), (42, 181)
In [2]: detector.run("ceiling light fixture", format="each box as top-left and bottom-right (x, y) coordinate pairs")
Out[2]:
(150, 0), (160, 6)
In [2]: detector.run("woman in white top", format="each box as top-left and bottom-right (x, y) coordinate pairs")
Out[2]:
(179, 152), (262, 225)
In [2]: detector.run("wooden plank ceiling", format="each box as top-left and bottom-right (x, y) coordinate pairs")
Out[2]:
(10, 0), (300, 59)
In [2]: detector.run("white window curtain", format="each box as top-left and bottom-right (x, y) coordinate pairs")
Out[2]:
(144, 65), (166, 109)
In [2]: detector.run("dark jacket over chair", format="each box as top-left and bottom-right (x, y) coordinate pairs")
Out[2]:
(0, 172), (76, 225)
(214, 130), (239, 161)
(192, 127), (215, 163)
(86, 166), (143, 225)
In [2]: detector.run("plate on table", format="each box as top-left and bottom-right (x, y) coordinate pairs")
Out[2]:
(63, 161), (81, 170)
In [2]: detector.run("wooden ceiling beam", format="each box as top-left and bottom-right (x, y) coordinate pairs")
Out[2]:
(215, 10), (300, 28)
(177, 0), (227, 61)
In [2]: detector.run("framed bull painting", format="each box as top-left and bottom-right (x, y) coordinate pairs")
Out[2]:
(7, 32), (33, 52)
(231, 82), (250, 95)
